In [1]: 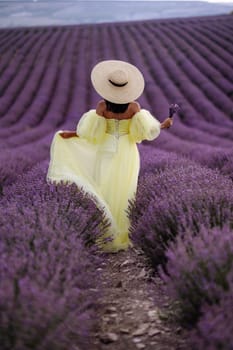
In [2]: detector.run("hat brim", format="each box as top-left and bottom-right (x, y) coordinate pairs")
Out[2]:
(91, 60), (145, 104)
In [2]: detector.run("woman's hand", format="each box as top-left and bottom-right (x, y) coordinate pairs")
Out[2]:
(160, 117), (173, 129)
(59, 131), (78, 138)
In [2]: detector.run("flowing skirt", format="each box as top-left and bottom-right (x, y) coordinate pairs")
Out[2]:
(47, 131), (140, 252)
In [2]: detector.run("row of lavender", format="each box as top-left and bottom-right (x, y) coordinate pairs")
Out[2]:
(0, 162), (110, 349)
(0, 14), (233, 349)
(0, 23), (112, 342)
(126, 17), (233, 350)
(0, 24), (113, 350)
(130, 145), (233, 349)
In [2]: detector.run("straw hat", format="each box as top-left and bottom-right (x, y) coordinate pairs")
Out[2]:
(91, 60), (145, 104)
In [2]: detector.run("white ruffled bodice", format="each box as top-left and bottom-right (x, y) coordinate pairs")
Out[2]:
(76, 108), (161, 144)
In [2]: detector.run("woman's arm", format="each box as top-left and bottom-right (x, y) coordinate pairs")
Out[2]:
(96, 100), (106, 116)
(59, 131), (78, 138)
(160, 117), (173, 129)
(130, 101), (141, 114)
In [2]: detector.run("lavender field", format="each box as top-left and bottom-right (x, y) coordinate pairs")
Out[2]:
(0, 13), (233, 350)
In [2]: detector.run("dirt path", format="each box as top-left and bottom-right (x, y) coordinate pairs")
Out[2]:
(91, 247), (189, 350)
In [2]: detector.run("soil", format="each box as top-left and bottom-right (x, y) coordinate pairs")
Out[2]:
(90, 247), (189, 350)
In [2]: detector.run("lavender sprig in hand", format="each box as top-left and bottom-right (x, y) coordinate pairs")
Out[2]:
(169, 103), (180, 118)
(161, 104), (180, 129)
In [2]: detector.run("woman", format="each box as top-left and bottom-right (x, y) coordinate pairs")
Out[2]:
(47, 60), (173, 252)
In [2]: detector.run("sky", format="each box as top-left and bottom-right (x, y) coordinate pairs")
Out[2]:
(0, 0), (233, 4)
(0, 1), (232, 28)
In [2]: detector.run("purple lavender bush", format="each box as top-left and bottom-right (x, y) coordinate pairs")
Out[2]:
(159, 225), (233, 326)
(2, 163), (110, 248)
(0, 163), (109, 349)
(0, 141), (49, 191)
(129, 159), (233, 268)
(0, 239), (99, 350)
(130, 149), (195, 224)
(138, 146), (185, 177)
(207, 151), (233, 181)
(189, 288), (233, 350)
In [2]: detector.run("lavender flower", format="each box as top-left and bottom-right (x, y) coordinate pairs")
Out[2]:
(0, 163), (109, 349)
(190, 288), (233, 349)
(159, 226), (233, 326)
(169, 103), (180, 117)
(129, 159), (233, 268)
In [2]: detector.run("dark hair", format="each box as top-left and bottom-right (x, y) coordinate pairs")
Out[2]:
(105, 100), (129, 113)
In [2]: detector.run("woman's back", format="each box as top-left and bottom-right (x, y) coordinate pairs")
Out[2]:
(96, 100), (141, 120)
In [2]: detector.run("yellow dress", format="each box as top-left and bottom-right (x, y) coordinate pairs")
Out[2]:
(47, 109), (161, 252)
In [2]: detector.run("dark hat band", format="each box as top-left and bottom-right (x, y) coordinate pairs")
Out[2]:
(108, 79), (128, 87)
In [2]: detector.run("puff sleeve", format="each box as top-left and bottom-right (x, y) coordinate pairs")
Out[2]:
(129, 109), (161, 143)
(76, 109), (107, 144)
